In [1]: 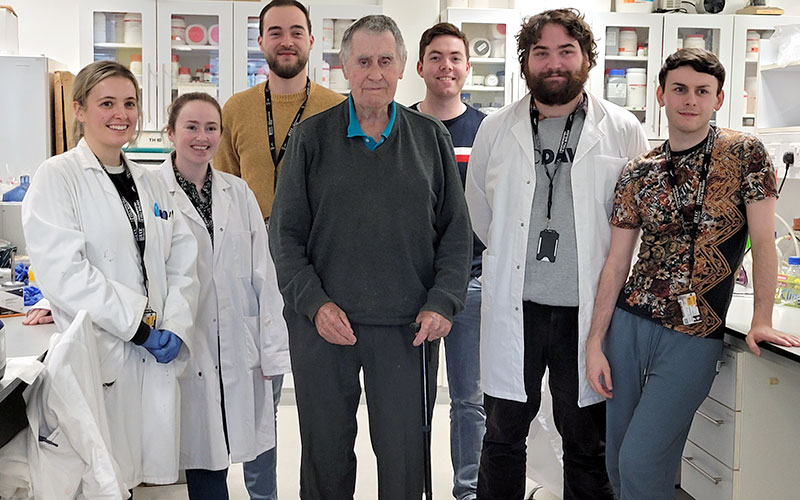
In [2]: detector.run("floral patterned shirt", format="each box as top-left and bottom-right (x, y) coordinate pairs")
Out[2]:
(611, 128), (777, 338)
(173, 160), (214, 244)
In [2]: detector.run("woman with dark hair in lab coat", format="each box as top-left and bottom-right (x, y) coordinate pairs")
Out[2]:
(160, 92), (290, 499)
(21, 60), (199, 494)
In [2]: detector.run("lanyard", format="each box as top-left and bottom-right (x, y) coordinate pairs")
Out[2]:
(529, 99), (579, 226)
(96, 154), (149, 295)
(265, 77), (310, 189)
(663, 127), (716, 289)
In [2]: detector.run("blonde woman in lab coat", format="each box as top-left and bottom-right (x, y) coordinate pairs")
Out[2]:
(21, 60), (199, 494)
(160, 92), (290, 500)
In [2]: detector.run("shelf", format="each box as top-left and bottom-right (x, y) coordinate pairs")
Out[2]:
(322, 49), (341, 54)
(247, 46), (262, 53)
(471, 57), (504, 64)
(761, 61), (800, 73)
(624, 106), (646, 112)
(605, 55), (648, 61)
(756, 126), (800, 135)
(172, 44), (219, 52)
(94, 42), (142, 49)
(463, 85), (504, 92)
(745, 56), (759, 64)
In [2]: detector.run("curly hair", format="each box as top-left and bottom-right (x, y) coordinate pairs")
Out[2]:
(517, 9), (597, 77)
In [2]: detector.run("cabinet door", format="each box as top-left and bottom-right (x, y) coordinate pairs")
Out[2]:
(157, 1), (233, 129)
(308, 4), (382, 96)
(589, 13), (664, 140)
(661, 14), (734, 136)
(232, 2), (269, 93)
(442, 8), (522, 113)
(79, 0), (158, 130)
(729, 15), (800, 135)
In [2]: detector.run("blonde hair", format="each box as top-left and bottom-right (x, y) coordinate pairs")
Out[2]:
(71, 60), (142, 148)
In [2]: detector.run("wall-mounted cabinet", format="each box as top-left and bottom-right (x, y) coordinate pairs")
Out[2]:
(308, 4), (382, 95)
(441, 7), (523, 113)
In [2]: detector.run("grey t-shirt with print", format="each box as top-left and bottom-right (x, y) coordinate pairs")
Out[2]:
(522, 111), (585, 306)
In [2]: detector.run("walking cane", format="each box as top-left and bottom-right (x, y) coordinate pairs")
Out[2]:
(410, 322), (434, 500)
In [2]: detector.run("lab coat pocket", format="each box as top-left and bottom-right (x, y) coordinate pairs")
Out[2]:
(593, 156), (629, 216)
(37, 427), (84, 498)
(231, 231), (252, 278)
(243, 315), (261, 370)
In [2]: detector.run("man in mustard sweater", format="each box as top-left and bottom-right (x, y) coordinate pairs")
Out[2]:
(213, 1), (344, 499)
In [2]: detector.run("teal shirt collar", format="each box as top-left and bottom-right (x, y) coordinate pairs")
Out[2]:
(346, 95), (396, 151)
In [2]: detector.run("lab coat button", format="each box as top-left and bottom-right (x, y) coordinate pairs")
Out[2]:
(515, 306), (519, 311)
(516, 265), (520, 269)
(198, 371), (202, 377)
(520, 222), (524, 227)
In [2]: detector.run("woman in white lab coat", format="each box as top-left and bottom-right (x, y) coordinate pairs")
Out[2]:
(159, 93), (289, 499)
(21, 60), (199, 494)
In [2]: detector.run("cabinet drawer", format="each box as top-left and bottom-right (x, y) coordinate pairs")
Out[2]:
(707, 345), (741, 410)
(687, 397), (739, 469)
(681, 441), (735, 500)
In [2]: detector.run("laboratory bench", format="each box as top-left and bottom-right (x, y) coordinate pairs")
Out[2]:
(681, 295), (800, 500)
(0, 316), (56, 448)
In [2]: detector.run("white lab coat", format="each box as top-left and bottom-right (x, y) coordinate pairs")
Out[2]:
(465, 92), (649, 407)
(21, 138), (199, 488)
(159, 158), (290, 470)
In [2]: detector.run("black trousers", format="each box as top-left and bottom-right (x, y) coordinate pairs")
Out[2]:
(284, 307), (439, 500)
(477, 302), (614, 500)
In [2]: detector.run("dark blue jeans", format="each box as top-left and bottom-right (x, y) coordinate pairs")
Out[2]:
(186, 468), (229, 500)
(477, 302), (614, 500)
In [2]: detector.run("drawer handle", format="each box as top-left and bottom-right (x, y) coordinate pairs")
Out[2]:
(682, 456), (722, 485)
(696, 409), (724, 426)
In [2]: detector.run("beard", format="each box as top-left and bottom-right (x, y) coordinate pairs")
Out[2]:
(525, 65), (589, 106)
(266, 49), (309, 79)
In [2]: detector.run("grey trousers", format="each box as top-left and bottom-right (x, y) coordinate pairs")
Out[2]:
(284, 307), (439, 500)
(604, 308), (723, 500)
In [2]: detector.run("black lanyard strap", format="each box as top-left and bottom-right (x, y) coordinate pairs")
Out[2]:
(529, 98), (580, 225)
(96, 154), (149, 295)
(663, 126), (716, 288)
(265, 77), (310, 189)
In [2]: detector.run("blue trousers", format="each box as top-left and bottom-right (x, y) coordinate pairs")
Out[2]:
(444, 277), (485, 500)
(604, 308), (723, 500)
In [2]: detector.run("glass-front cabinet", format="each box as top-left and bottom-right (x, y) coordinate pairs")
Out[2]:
(79, 0), (158, 129)
(589, 13), (664, 139)
(157, 1), (233, 128)
(80, 0), (232, 131)
(661, 14), (734, 135)
(442, 8), (523, 113)
(308, 4), (382, 95)
(232, 2), (269, 93)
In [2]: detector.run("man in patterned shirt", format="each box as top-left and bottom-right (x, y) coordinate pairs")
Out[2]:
(585, 48), (800, 500)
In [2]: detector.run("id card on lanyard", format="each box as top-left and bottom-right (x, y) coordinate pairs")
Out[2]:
(96, 154), (156, 326)
(664, 127), (716, 326)
(529, 97), (581, 263)
(265, 77), (310, 189)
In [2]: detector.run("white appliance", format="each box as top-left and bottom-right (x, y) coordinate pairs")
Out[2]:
(0, 56), (65, 182)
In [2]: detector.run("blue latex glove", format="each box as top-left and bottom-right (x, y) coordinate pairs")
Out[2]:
(23, 286), (43, 306)
(14, 263), (29, 284)
(151, 330), (183, 364)
(141, 328), (168, 352)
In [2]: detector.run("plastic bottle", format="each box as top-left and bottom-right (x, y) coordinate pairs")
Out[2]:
(129, 54), (142, 76)
(619, 28), (637, 56)
(204, 64), (212, 83)
(605, 27), (619, 56)
(606, 69), (627, 106)
(171, 54), (180, 85)
(626, 68), (647, 109)
(123, 13), (142, 45)
(782, 256), (800, 307)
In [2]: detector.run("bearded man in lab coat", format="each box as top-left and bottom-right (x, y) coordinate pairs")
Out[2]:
(464, 9), (649, 499)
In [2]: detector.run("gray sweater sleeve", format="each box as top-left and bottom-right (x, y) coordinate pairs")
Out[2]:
(268, 128), (331, 322)
(421, 128), (473, 321)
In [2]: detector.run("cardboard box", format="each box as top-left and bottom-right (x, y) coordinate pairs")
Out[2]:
(54, 71), (75, 153)
(0, 5), (18, 55)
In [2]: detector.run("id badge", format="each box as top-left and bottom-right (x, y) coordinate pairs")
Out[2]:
(143, 306), (157, 329)
(677, 292), (702, 325)
(536, 229), (559, 263)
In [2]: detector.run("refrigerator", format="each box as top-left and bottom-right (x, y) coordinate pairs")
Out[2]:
(0, 55), (65, 182)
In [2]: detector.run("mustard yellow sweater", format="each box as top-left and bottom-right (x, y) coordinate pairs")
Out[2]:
(214, 81), (345, 218)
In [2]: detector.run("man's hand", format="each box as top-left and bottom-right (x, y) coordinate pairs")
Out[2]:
(314, 302), (356, 345)
(412, 310), (452, 346)
(745, 324), (800, 357)
(23, 308), (54, 325)
(586, 339), (613, 399)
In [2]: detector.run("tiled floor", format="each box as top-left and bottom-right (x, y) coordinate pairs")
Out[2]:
(134, 390), (556, 500)
(134, 391), (692, 500)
